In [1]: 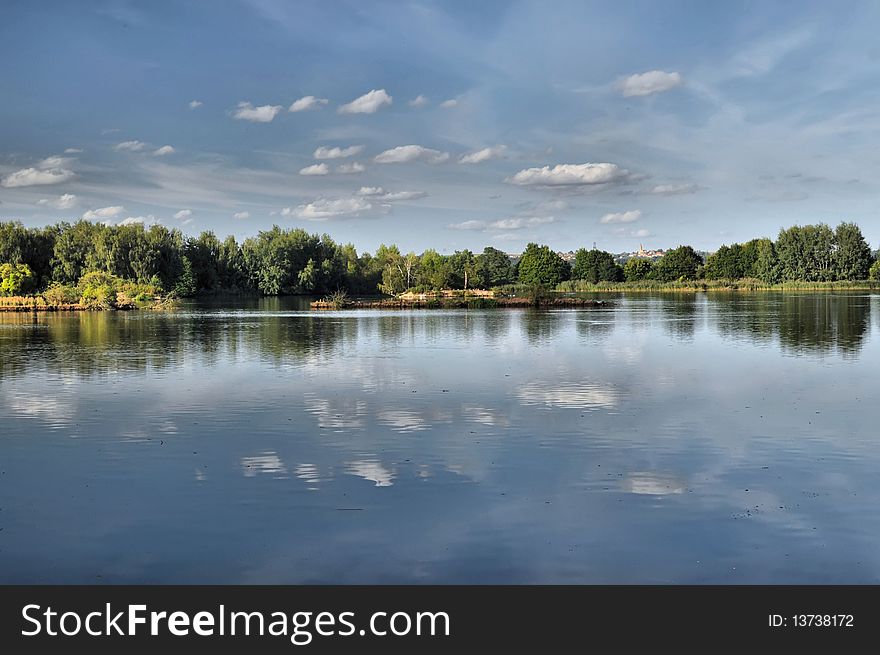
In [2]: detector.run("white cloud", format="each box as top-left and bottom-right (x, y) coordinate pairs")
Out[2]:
(336, 162), (365, 174)
(118, 216), (158, 226)
(173, 209), (192, 220)
(649, 183), (699, 195)
(616, 70), (682, 97)
(313, 145), (363, 159)
(114, 140), (147, 152)
(409, 95), (428, 107)
(506, 163), (629, 187)
(490, 216), (555, 229)
(448, 216), (554, 231)
(299, 163), (330, 176)
(37, 193), (78, 209)
(153, 145), (175, 156)
(233, 211), (249, 220)
(189, 100), (203, 109)
(356, 186), (426, 201)
(64, 148), (83, 154)
(284, 197), (372, 220)
(82, 205), (124, 221)
(338, 89), (392, 114)
(440, 98), (458, 108)
(447, 220), (488, 231)
(2, 156), (76, 188)
(232, 102), (283, 122)
(460, 145), (507, 164)
(289, 95), (329, 112)
(600, 209), (642, 224)
(374, 144), (449, 164)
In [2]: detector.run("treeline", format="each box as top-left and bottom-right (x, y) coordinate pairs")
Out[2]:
(1, 219), (878, 299)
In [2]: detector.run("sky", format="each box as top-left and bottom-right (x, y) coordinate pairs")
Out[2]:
(1, 0), (879, 255)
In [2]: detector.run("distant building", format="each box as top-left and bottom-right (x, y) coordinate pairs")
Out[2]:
(635, 243), (666, 258)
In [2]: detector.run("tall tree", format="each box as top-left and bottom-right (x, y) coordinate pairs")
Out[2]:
(517, 243), (569, 287)
(833, 222), (872, 280)
(572, 248), (623, 283)
(624, 257), (654, 281)
(653, 246), (703, 281)
(475, 246), (513, 287)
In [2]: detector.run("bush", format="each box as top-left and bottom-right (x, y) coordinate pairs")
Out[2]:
(0, 263), (36, 296)
(870, 259), (880, 281)
(77, 271), (122, 309)
(42, 282), (79, 305)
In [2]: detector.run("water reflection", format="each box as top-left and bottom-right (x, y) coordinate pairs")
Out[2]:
(1, 293), (879, 583)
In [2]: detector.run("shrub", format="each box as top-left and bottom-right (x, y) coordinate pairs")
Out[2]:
(0, 263), (36, 296)
(42, 283), (79, 305)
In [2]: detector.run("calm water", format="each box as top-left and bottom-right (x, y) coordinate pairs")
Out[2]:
(1, 293), (879, 583)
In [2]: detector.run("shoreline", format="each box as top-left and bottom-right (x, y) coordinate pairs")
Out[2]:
(311, 297), (609, 310)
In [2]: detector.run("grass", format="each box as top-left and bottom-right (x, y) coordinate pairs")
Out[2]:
(554, 278), (880, 293)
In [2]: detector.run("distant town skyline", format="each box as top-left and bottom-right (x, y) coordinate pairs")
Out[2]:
(2, 0), (879, 255)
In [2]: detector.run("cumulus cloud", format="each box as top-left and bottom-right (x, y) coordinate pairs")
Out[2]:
(283, 197), (372, 220)
(173, 209), (192, 220)
(37, 193), (78, 209)
(64, 148), (83, 154)
(114, 140), (147, 152)
(189, 100), (203, 109)
(118, 216), (158, 226)
(506, 163), (629, 187)
(313, 145), (363, 159)
(153, 145), (175, 156)
(460, 145), (507, 164)
(440, 98), (458, 108)
(649, 183), (699, 195)
(233, 211), (249, 220)
(616, 70), (682, 97)
(82, 206), (124, 221)
(374, 144), (449, 164)
(289, 95), (329, 112)
(600, 209), (642, 224)
(2, 156), (76, 188)
(299, 163), (330, 176)
(232, 102), (283, 122)
(409, 95), (428, 107)
(338, 89), (392, 114)
(336, 162), (365, 174)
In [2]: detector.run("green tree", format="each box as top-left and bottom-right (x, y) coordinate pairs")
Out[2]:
(623, 257), (654, 281)
(776, 224), (835, 281)
(653, 246), (703, 281)
(751, 238), (779, 283)
(517, 243), (569, 287)
(448, 249), (477, 289)
(704, 244), (744, 279)
(572, 248), (623, 283)
(173, 257), (198, 296)
(416, 249), (450, 290)
(375, 244), (406, 295)
(870, 259), (880, 281)
(833, 222), (872, 280)
(51, 220), (102, 283)
(0, 263), (36, 295)
(475, 246), (513, 287)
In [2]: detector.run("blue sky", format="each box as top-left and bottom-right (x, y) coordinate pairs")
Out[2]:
(1, 0), (879, 254)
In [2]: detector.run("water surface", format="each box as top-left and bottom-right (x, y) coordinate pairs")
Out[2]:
(1, 293), (878, 583)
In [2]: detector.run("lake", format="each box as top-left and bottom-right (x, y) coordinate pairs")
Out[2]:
(1, 292), (878, 583)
